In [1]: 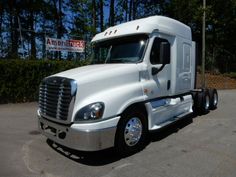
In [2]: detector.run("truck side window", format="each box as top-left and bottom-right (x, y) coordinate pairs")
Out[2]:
(150, 37), (170, 65)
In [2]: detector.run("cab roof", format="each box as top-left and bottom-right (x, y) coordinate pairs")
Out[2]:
(91, 16), (192, 43)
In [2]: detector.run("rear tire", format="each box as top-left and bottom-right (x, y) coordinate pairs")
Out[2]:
(115, 108), (148, 156)
(209, 88), (218, 110)
(196, 89), (210, 115)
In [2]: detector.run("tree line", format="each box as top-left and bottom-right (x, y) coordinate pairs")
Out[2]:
(0, 0), (235, 72)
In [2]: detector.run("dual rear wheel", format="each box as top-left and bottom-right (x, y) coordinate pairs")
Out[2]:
(193, 88), (218, 115)
(209, 88), (218, 110)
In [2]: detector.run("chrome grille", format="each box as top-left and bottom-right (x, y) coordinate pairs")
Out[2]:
(39, 77), (77, 122)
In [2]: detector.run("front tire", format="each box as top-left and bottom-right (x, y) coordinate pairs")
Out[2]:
(115, 109), (148, 155)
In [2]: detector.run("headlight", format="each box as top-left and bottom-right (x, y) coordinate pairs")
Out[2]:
(75, 102), (104, 122)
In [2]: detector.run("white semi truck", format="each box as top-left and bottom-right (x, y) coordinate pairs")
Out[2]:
(38, 16), (218, 154)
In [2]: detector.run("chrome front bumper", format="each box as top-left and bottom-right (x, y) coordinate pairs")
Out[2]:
(38, 115), (120, 151)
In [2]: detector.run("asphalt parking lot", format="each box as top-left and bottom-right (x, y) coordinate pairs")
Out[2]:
(1, 90), (236, 177)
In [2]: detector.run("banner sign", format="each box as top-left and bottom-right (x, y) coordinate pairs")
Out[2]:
(46, 37), (85, 53)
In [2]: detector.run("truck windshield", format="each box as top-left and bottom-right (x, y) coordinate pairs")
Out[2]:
(91, 34), (148, 64)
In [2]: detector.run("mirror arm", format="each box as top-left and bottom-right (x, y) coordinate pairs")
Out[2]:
(151, 64), (166, 75)
(152, 67), (159, 75)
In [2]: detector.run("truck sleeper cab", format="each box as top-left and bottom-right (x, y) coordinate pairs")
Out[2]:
(38, 16), (218, 154)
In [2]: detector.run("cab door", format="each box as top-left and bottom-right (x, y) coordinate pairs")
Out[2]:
(149, 36), (172, 97)
(177, 43), (192, 91)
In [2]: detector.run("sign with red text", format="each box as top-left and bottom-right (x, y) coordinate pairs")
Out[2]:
(46, 37), (85, 53)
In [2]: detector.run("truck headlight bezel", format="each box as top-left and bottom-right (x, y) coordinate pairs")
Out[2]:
(74, 102), (105, 122)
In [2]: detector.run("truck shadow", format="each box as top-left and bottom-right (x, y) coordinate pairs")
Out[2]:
(149, 114), (196, 142)
(47, 139), (121, 166)
(47, 114), (197, 166)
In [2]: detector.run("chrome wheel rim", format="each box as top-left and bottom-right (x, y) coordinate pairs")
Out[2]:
(205, 95), (210, 110)
(213, 93), (218, 106)
(124, 117), (142, 146)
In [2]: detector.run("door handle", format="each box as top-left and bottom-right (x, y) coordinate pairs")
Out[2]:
(167, 80), (171, 90)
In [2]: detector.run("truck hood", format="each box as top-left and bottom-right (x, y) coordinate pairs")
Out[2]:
(54, 64), (140, 86)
